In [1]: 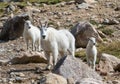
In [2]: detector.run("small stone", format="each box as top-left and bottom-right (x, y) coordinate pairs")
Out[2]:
(9, 81), (13, 84)
(15, 77), (23, 83)
(66, 1), (75, 5)
(10, 72), (16, 78)
(31, 79), (35, 84)
(2, 78), (8, 83)
(26, 1), (32, 6)
(0, 59), (9, 66)
(114, 63), (120, 72)
(19, 73), (25, 77)
(56, 2), (66, 7)
(115, 6), (120, 11)
(103, 18), (119, 25)
(112, 80), (120, 84)
(100, 70), (108, 76)
(13, 72), (25, 77)
(0, 79), (2, 83)
(9, 78), (15, 82)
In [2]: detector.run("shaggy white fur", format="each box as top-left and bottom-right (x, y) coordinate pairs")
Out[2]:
(40, 24), (75, 69)
(23, 20), (41, 51)
(86, 37), (97, 70)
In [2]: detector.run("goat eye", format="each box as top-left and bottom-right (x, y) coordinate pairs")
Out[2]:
(90, 39), (92, 42)
(40, 28), (42, 30)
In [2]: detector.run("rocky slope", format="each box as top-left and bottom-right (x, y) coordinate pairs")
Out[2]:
(0, 0), (120, 84)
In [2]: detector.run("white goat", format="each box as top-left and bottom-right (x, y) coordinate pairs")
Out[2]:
(86, 37), (97, 70)
(23, 20), (41, 51)
(39, 21), (75, 69)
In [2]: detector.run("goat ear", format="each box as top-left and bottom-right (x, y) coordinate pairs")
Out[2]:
(44, 21), (48, 28)
(87, 37), (90, 40)
(39, 19), (42, 28)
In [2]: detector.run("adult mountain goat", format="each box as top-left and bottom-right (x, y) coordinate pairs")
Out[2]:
(39, 21), (75, 69)
(23, 20), (41, 51)
(86, 37), (97, 70)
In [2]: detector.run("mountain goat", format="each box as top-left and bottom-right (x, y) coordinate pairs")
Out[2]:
(86, 37), (97, 70)
(23, 20), (41, 51)
(39, 21), (75, 69)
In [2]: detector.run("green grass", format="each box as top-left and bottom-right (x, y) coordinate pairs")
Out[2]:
(0, 2), (9, 15)
(89, 20), (99, 26)
(0, 2), (8, 8)
(98, 41), (120, 58)
(101, 28), (114, 36)
(0, 0), (72, 16)
(75, 49), (86, 61)
(75, 41), (120, 63)
(25, 0), (72, 4)
(97, 24), (114, 36)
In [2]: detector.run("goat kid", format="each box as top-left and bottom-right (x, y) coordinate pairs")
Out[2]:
(86, 37), (97, 70)
(23, 20), (41, 51)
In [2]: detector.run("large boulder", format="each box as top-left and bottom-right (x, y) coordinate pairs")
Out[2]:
(53, 56), (103, 83)
(97, 53), (120, 73)
(9, 51), (47, 64)
(39, 73), (67, 84)
(0, 13), (29, 41)
(70, 21), (103, 48)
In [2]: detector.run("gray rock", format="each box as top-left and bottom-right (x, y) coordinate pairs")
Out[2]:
(76, 3), (94, 9)
(15, 77), (23, 83)
(75, 0), (97, 4)
(97, 30), (106, 38)
(26, 1), (32, 6)
(102, 18), (119, 25)
(115, 6), (120, 11)
(10, 72), (25, 78)
(0, 59), (9, 66)
(56, 2), (66, 7)
(66, 1), (75, 5)
(0, 22), (3, 27)
(1, 78), (8, 83)
(78, 78), (104, 84)
(39, 73), (67, 84)
(53, 56), (102, 83)
(0, 16), (8, 21)
(5, 4), (16, 13)
(0, 13), (30, 41)
(114, 63), (120, 72)
(70, 21), (103, 48)
(112, 80), (120, 84)
(106, 80), (113, 84)
(98, 53), (120, 73)
(9, 51), (47, 64)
